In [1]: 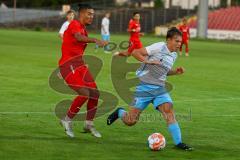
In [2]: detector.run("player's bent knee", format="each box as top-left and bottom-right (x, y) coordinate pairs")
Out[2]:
(157, 102), (173, 112)
(89, 88), (100, 99)
(157, 103), (176, 124)
(76, 88), (90, 97)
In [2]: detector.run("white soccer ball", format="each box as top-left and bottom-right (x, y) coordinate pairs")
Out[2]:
(147, 133), (166, 151)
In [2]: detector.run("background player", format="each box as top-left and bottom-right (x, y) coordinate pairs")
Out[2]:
(114, 12), (144, 56)
(59, 10), (75, 40)
(178, 18), (190, 56)
(101, 12), (111, 53)
(59, 4), (108, 138)
(107, 27), (193, 151)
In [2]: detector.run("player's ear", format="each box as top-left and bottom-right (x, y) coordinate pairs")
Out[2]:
(166, 37), (170, 43)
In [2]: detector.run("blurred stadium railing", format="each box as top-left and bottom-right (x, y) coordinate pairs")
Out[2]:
(0, 4), (195, 33)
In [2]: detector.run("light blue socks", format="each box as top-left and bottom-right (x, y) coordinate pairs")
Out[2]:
(168, 123), (182, 145)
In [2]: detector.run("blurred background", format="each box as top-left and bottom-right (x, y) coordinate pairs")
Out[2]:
(0, 0), (240, 40)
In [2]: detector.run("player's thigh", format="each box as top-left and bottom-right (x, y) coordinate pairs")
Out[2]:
(127, 44), (135, 53)
(82, 69), (99, 99)
(153, 92), (173, 109)
(131, 96), (152, 111)
(65, 68), (98, 97)
(131, 84), (154, 111)
(154, 94), (176, 123)
(136, 41), (143, 49)
(183, 40), (188, 45)
(128, 41), (142, 52)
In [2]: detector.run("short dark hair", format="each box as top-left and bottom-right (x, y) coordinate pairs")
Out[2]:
(78, 3), (93, 12)
(66, 10), (75, 15)
(166, 27), (182, 39)
(133, 12), (140, 16)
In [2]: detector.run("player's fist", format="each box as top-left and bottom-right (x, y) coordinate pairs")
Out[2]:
(176, 67), (185, 74)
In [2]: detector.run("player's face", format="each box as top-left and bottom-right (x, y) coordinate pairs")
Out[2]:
(106, 13), (111, 18)
(183, 20), (187, 25)
(167, 35), (182, 52)
(67, 13), (75, 21)
(133, 14), (140, 21)
(80, 9), (94, 25)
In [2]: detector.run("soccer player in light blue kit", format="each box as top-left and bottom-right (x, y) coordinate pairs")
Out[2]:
(107, 27), (193, 151)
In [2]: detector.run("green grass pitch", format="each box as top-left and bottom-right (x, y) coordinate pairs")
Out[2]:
(0, 29), (239, 160)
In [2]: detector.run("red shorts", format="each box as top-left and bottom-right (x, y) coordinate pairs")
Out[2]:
(182, 39), (189, 44)
(60, 63), (97, 91)
(128, 40), (143, 54)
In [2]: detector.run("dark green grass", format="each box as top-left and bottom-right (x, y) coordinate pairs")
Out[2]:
(0, 29), (240, 160)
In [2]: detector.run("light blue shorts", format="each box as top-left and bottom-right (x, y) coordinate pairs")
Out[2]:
(131, 83), (173, 111)
(101, 35), (110, 50)
(102, 34), (110, 41)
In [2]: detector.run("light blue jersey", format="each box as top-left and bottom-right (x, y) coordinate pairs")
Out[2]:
(136, 42), (177, 86)
(132, 42), (177, 110)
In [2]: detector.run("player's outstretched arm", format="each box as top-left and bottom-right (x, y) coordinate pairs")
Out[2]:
(132, 48), (160, 65)
(74, 32), (108, 47)
(59, 33), (64, 39)
(167, 67), (185, 76)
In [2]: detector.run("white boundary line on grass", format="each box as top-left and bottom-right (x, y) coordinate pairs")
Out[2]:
(0, 97), (240, 116)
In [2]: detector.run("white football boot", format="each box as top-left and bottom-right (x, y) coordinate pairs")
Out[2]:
(60, 119), (74, 138)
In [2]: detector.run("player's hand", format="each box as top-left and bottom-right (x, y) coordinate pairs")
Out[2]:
(140, 32), (144, 36)
(95, 39), (108, 47)
(176, 67), (185, 75)
(113, 51), (130, 57)
(144, 60), (160, 65)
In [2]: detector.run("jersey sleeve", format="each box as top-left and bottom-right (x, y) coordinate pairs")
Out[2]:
(145, 42), (163, 56)
(69, 21), (82, 35)
(128, 20), (134, 30)
(59, 22), (68, 34)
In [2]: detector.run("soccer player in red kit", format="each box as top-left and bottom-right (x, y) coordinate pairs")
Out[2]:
(179, 18), (190, 56)
(59, 4), (107, 138)
(114, 12), (144, 56)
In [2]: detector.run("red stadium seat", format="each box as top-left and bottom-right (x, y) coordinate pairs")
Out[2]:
(189, 7), (240, 30)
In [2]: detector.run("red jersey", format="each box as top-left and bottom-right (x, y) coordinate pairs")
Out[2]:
(59, 20), (88, 65)
(128, 19), (141, 42)
(179, 25), (190, 40)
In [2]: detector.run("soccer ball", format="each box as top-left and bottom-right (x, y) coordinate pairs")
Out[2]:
(147, 133), (166, 151)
